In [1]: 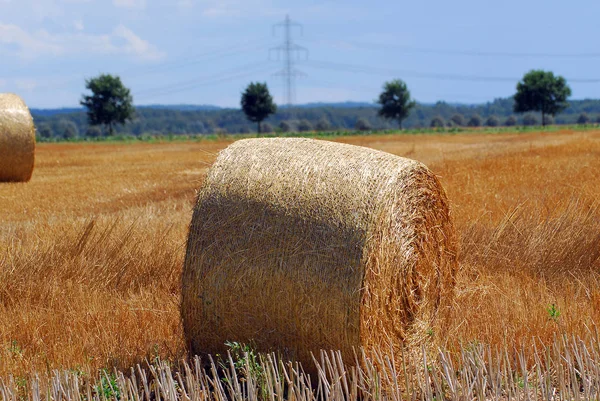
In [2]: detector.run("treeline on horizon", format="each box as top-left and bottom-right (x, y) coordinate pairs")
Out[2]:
(32, 97), (600, 139)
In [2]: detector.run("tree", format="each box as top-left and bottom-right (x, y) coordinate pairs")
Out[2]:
(450, 114), (465, 126)
(355, 118), (371, 131)
(486, 115), (500, 127)
(577, 112), (590, 124)
(430, 115), (445, 128)
(85, 125), (104, 138)
(240, 82), (276, 133)
(80, 74), (134, 136)
(505, 115), (518, 126)
(315, 117), (331, 132)
(467, 114), (482, 127)
(513, 70), (571, 126)
(522, 113), (539, 126)
(57, 119), (79, 139)
(37, 123), (54, 140)
(298, 120), (313, 132)
(279, 121), (292, 132)
(376, 79), (416, 129)
(261, 122), (274, 133)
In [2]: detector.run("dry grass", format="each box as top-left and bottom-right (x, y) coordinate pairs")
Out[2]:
(0, 130), (599, 387)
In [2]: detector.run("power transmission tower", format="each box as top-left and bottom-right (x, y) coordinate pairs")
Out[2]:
(270, 15), (308, 118)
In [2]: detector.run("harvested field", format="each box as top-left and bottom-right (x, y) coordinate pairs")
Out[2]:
(0, 129), (599, 387)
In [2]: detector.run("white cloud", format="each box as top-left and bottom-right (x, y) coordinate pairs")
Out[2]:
(0, 24), (63, 58)
(15, 79), (38, 92)
(0, 23), (164, 62)
(177, 0), (194, 7)
(112, 0), (146, 9)
(200, 0), (238, 18)
(73, 19), (84, 31)
(295, 2), (365, 20)
(199, 0), (281, 18)
(112, 24), (165, 61)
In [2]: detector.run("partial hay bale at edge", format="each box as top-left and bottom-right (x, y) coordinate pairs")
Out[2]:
(0, 93), (36, 182)
(181, 137), (458, 372)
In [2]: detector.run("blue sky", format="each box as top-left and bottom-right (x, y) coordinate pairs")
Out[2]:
(1, 0), (600, 108)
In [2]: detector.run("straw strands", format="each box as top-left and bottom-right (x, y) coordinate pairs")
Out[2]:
(182, 138), (458, 371)
(0, 93), (36, 182)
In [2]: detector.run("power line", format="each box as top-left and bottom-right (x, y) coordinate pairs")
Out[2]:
(121, 37), (274, 78)
(133, 61), (274, 100)
(270, 15), (308, 112)
(304, 59), (600, 84)
(11, 38), (277, 94)
(305, 59), (514, 82)
(291, 77), (501, 104)
(303, 36), (600, 59)
(299, 77), (379, 93)
(135, 69), (273, 101)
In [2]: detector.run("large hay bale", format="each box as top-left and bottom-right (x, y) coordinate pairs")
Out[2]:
(0, 94), (36, 182)
(182, 138), (457, 369)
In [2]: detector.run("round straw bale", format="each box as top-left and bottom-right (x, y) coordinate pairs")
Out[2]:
(182, 138), (457, 369)
(0, 93), (36, 182)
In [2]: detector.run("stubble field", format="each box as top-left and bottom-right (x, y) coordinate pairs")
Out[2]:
(1, 129), (599, 380)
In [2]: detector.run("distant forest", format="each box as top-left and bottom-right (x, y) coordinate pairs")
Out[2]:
(32, 98), (600, 139)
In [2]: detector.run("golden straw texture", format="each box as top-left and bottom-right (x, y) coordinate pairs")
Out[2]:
(0, 93), (36, 182)
(182, 138), (457, 369)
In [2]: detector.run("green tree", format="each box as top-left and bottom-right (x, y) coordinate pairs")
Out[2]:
(261, 122), (274, 133)
(486, 115), (500, 127)
(240, 82), (276, 133)
(80, 74), (134, 136)
(37, 123), (54, 140)
(297, 119), (312, 132)
(522, 113), (539, 126)
(467, 114), (482, 127)
(430, 115), (445, 128)
(279, 121), (292, 132)
(355, 118), (371, 131)
(513, 70), (571, 126)
(376, 79), (416, 129)
(577, 112), (590, 124)
(85, 125), (104, 138)
(315, 117), (331, 132)
(450, 114), (465, 126)
(505, 115), (518, 126)
(57, 119), (79, 139)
